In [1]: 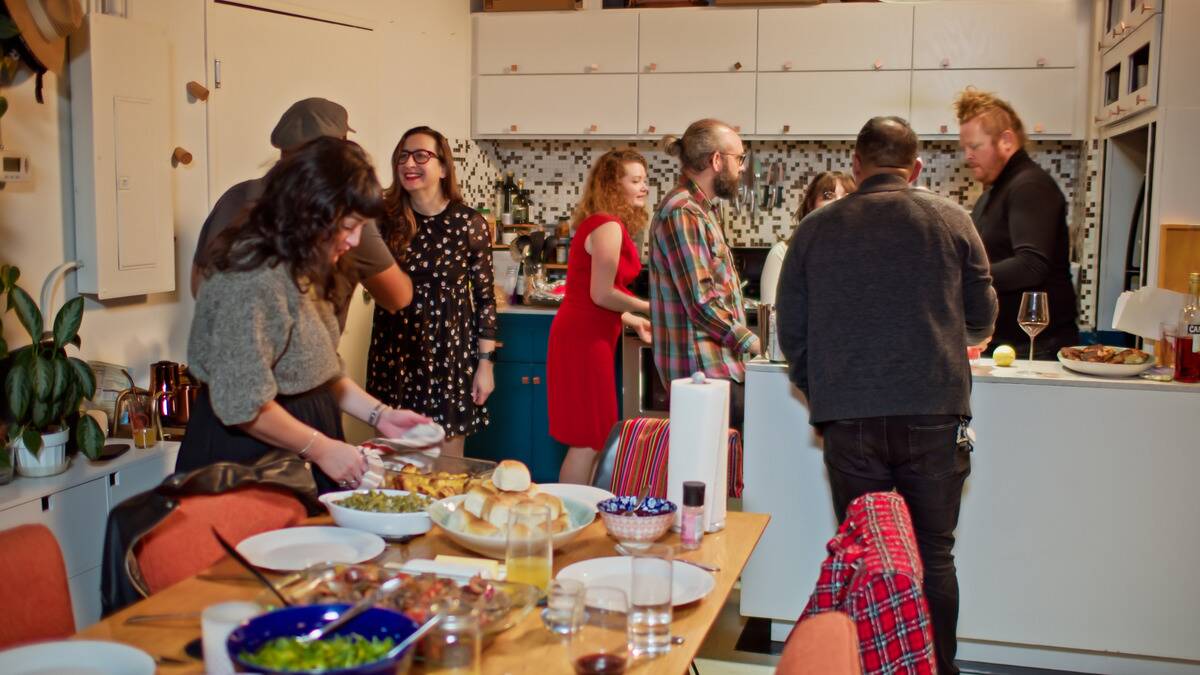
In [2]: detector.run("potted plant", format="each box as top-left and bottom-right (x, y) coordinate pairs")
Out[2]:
(1, 265), (104, 478)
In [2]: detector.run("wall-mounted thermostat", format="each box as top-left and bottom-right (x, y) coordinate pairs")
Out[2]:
(1, 154), (31, 183)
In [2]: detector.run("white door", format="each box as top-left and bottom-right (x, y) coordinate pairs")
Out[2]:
(758, 4), (913, 72)
(474, 12), (638, 75)
(910, 69), (1077, 138)
(638, 73), (756, 137)
(912, 0), (1077, 70)
(638, 9), (757, 73)
(757, 71), (911, 137)
(474, 75), (638, 136)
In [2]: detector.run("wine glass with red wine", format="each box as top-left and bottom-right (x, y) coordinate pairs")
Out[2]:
(1018, 291), (1050, 363)
(567, 586), (629, 675)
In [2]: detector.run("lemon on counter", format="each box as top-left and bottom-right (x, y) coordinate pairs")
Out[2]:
(993, 345), (1017, 367)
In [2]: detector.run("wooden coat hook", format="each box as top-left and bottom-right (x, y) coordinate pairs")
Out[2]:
(171, 147), (193, 166)
(186, 81), (209, 101)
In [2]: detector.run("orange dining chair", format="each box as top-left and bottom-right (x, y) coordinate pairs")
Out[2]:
(776, 611), (862, 675)
(0, 524), (76, 648)
(132, 486), (307, 594)
(591, 417), (743, 499)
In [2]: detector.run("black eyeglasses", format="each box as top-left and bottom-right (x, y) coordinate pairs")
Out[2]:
(719, 152), (748, 168)
(397, 150), (443, 165)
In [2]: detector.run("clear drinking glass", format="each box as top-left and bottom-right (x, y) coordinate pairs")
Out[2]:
(505, 503), (553, 592)
(567, 586), (629, 675)
(542, 578), (586, 635)
(424, 607), (482, 675)
(128, 392), (154, 449)
(1018, 291), (1050, 363)
(628, 544), (673, 659)
(1158, 321), (1178, 369)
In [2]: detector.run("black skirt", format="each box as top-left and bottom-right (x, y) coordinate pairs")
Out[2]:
(176, 382), (344, 494)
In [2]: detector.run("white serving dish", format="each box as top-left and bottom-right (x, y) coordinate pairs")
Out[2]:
(1057, 351), (1154, 378)
(537, 483), (617, 512)
(235, 526), (386, 571)
(556, 556), (715, 607)
(319, 489), (433, 539)
(427, 494), (596, 560)
(0, 640), (155, 675)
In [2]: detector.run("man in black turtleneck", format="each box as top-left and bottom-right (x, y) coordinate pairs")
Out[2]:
(956, 90), (1078, 358)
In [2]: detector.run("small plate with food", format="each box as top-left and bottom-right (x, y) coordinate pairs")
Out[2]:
(1057, 345), (1153, 377)
(319, 489), (433, 539)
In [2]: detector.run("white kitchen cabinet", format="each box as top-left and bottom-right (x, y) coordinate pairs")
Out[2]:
(1101, 0), (1161, 53)
(757, 71), (910, 137)
(758, 4), (913, 72)
(1097, 13), (1161, 127)
(913, 0), (1077, 70)
(67, 566), (104, 630)
(638, 9), (756, 74)
(911, 69), (1077, 138)
(106, 451), (175, 508)
(638, 73), (755, 137)
(474, 74), (637, 136)
(473, 11), (638, 75)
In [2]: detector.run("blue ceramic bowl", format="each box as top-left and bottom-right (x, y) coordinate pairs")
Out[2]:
(227, 604), (419, 675)
(597, 495), (677, 516)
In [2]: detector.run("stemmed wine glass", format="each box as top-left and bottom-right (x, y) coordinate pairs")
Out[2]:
(1018, 292), (1050, 364)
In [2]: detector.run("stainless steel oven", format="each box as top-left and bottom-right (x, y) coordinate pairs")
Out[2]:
(621, 329), (669, 419)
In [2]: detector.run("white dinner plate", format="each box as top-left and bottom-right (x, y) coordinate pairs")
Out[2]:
(0, 640), (154, 675)
(537, 484), (617, 512)
(235, 526), (386, 571)
(386, 422), (447, 448)
(1057, 351), (1154, 378)
(556, 556), (715, 607)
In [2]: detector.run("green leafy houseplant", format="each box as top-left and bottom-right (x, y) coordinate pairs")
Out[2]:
(0, 264), (104, 464)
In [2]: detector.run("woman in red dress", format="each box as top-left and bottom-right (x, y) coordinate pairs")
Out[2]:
(547, 149), (652, 484)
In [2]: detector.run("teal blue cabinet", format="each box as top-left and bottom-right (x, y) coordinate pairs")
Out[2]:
(465, 313), (566, 483)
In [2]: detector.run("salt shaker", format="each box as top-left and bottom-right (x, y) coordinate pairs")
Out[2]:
(680, 481), (706, 550)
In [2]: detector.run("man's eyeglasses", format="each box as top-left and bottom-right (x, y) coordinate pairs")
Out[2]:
(397, 150), (443, 165)
(719, 152), (747, 168)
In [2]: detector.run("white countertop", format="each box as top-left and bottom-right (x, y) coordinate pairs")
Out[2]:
(746, 357), (1200, 394)
(0, 441), (180, 512)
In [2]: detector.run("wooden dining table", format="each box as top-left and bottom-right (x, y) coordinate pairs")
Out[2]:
(79, 511), (769, 674)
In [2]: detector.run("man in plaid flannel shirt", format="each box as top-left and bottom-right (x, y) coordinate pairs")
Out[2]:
(649, 119), (761, 429)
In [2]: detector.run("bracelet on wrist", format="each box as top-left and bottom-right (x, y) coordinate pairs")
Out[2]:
(298, 429), (319, 458)
(367, 402), (387, 427)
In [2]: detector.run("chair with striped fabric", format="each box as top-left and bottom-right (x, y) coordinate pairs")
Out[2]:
(0, 524), (75, 648)
(591, 417), (743, 499)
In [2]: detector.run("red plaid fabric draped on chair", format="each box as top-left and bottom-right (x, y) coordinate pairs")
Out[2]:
(795, 491), (936, 675)
(605, 417), (743, 499)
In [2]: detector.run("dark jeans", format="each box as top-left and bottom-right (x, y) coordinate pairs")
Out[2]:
(821, 414), (971, 675)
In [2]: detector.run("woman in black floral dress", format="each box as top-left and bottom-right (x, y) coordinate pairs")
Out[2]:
(367, 127), (497, 456)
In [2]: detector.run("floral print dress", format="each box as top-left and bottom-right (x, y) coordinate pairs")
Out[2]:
(366, 202), (497, 436)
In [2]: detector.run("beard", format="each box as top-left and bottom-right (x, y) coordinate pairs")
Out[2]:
(713, 168), (739, 200)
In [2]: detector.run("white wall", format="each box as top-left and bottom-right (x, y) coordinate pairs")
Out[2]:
(0, 0), (471, 393)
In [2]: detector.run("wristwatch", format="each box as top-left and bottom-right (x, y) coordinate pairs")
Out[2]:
(477, 351), (495, 362)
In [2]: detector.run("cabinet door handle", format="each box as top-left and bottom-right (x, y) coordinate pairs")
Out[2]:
(939, 124), (949, 134)
(1036, 57), (1047, 67)
(1033, 123), (1045, 133)
(873, 59), (883, 70)
(733, 61), (743, 71)
(782, 60), (792, 71)
(647, 62), (657, 72)
(782, 124), (791, 133)
(940, 57), (950, 68)
(509, 124), (518, 133)
(647, 124), (656, 134)
(588, 123), (599, 132)
(41, 496), (52, 512)
(532, 376), (541, 385)
(1136, 95), (1147, 104)
(1141, 2), (1153, 14)
(521, 376), (530, 385)
(1115, 105), (1127, 114)
(509, 64), (519, 73)
(587, 63), (600, 72)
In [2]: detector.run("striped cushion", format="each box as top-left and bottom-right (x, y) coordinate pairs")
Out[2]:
(608, 418), (743, 499)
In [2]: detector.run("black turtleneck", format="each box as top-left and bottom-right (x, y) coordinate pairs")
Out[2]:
(970, 149), (1078, 356)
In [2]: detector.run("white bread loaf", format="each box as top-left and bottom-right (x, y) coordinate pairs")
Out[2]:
(493, 460), (532, 492)
(481, 491), (526, 530)
(464, 481), (499, 519)
(531, 492), (564, 520)
(448, 507), (501, 537)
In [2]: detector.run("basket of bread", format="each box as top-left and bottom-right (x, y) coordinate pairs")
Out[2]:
(1057, 345), (1153, 377)
(427, 460), (596, 559)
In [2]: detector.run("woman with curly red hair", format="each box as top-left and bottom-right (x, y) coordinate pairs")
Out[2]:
(547, 149), (652, 484)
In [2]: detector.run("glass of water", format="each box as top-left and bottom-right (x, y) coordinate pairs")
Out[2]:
(628, 543), (673, 659)
(542, 578), (586, 635)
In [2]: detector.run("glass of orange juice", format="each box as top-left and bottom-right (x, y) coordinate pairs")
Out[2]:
(506, 502), (552, 592)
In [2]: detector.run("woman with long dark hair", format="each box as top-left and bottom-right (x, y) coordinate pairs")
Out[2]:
(366, 127), (497, 457)
(546, 148), (652, 484)
(180, 137), (429, 492)
(761, 170), (859, 305)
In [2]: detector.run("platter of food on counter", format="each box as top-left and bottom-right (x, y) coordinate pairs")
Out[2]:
(1057, 345), (1153, 377)
(319, 489), (434, 539)
(375, 447), (496, 499)
(427, 460), (596, 559)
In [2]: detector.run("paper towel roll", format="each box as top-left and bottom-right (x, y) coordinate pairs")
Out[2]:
(667, 373), (729, 533)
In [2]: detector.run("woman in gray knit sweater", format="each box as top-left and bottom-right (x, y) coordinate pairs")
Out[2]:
(180, 138), (429, 492)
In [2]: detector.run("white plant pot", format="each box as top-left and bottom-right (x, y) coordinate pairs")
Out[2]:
(14, 428), (72, 478)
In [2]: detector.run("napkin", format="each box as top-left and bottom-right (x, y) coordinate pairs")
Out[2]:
(1112, 286), (1186, 339)
(353, 447), (387, 490)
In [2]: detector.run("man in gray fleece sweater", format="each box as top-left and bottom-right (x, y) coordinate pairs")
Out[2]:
(776, 116), (996, 675)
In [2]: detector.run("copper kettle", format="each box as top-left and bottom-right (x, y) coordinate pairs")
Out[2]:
(149, 361), (202, 428)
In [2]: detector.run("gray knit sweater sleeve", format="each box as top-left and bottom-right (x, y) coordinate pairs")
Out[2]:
(188, 265), (343, 425)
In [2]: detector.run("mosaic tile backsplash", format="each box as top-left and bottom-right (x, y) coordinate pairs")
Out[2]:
(451, 138), (1100, 328)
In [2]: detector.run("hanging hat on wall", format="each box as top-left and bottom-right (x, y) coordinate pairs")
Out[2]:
(1, 0), (83, 76)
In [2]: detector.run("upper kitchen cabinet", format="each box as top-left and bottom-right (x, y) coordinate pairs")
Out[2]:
(758, 4), (913, 72)
(638, 73), (755, 137)
(1100, 0), (1161, 53)
(1097, 13), (1161, 126)
(638, 9), (756, 73)
(757, 71), (910, 137)
(913, 0), (1077, 70)
(911, 69), (1077, 138)
(475, 74), (638, 136)
(473, 12), (638, 75)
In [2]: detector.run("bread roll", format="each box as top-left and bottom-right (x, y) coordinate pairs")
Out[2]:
(449, 507), (500, 537)
(544, 512), (570, 534)
(464, 482), (498, 519)
(493, 460), (532, 492)
(531, 492), (564, 520)
(482, 492), (526, 530)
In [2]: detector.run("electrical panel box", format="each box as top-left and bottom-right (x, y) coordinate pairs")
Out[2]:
(69, 13), (174, 299)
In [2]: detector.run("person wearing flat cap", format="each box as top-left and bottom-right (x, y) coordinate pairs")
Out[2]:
(191, 97), (413, 330)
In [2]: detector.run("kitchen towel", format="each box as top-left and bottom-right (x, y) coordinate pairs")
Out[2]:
(666, 373), (729, 533)
(1112, 286), (1186, 339)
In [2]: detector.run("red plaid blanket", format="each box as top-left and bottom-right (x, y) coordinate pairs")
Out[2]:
(798, 492), (936, 674)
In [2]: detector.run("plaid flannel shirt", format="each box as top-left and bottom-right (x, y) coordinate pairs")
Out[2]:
(798, 492), (936, 675)
(649, 180), (758, 385)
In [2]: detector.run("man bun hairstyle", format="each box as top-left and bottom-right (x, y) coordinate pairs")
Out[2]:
(854, 116), (918, 169)
(954, 87), (1027, 147)
(662, 118), (734, 174)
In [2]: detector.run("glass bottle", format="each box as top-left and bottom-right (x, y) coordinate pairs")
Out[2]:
(512, 179), (530, 224)
(1174, 271), (1200, 383)
(500, 171), (516, 218)
(680, 481), (705, 550)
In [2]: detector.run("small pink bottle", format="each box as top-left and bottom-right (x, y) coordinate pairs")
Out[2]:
(680, 481), (706, 551)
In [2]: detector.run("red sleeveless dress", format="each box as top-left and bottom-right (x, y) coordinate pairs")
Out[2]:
(546, 213), (642, 451)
